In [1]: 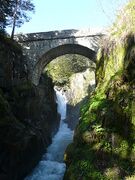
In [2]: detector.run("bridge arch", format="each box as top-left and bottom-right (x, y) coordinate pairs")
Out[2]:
(31, 44), (96, 85)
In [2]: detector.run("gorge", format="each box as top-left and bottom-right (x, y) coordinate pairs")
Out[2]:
(0, 36), (95, 179)
(0, 1), (135, 179)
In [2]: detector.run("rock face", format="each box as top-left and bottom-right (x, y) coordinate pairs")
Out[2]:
(66, 69), (95, 129)
(0, 34), (27, 87)
(64, 5), (135, 179)
(0, 36), (59, 180)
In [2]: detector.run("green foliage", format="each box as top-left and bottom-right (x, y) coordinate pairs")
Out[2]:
(72, 160), (105, 180)
(64, 1), (135, 179)
(0, 0), (13, 30)
(0, 0), (35, 37)
(64, 144), (106, 180)
(104, 167), (121, 180)
(9, 0), (35, 38)
(110, 0), (135, 38)
(126, 174), (135, 179)
(45, 54), (95, 86)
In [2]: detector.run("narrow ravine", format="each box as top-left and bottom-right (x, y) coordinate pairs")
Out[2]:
(25, 87), (74, 180)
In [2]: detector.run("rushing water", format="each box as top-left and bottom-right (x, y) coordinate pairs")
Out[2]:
(25, 87), (74, 180)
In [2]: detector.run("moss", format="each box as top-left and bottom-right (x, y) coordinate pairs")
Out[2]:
(104, 167), (121, 180)
(132, 100), (135, 126)
(126, 175), (135, 180)
(64, 1), (135, 179)
(110, 0), (135, 38)
(64, 143), (106, 180)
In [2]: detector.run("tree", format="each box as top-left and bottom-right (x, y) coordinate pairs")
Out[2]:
(0, 1), (6, 30)
(0, 0), (35, 38)
(8, 0), (35, 39)
(0, 0), (13, 32)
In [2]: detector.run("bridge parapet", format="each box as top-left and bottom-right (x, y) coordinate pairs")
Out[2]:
(16, 28), (105, 42)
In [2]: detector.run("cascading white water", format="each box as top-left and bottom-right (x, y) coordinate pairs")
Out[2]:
(25, 87), (73, 180)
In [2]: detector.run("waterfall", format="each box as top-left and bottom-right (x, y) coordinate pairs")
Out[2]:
(25, 87), (73, 180)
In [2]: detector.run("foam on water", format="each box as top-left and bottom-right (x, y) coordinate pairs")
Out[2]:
(25, 87), (73, 180)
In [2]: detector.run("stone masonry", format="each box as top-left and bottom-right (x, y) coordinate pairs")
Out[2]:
(16, 28), (105, 85)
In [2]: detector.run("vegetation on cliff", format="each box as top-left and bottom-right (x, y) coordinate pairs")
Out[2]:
(45, 54), (96, 130)
(64, 1), (135, 179)
(45, 54), (95, 86)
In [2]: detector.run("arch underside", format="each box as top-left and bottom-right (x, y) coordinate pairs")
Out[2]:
(32, 44), (96, 85)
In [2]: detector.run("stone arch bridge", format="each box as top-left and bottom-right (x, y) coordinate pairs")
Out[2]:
(16, 29), (105, 85)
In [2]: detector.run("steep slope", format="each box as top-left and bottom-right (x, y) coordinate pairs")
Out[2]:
(64, 1), (135, 179)
(0, 35), (59, 180)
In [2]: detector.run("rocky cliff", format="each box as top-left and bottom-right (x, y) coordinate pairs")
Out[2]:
(0, 34), (59, 180)
(64, 1), (135, 179)
(66, 68), (95, 130)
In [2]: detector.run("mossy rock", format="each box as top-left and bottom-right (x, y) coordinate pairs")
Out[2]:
(64, 1), (135, 179)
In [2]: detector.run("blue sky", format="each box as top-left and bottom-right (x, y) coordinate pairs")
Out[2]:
(7, 0), (128, 34)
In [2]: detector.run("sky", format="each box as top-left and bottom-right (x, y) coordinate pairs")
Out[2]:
(7, 0), (128, 34)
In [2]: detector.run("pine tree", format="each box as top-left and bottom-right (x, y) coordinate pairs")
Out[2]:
(0, 0), (35, 38)
(8, 0), (35, 39)
(0, 0), (12, 32)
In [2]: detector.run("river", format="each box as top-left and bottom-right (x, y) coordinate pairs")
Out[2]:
(25, 87), (74, 180)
